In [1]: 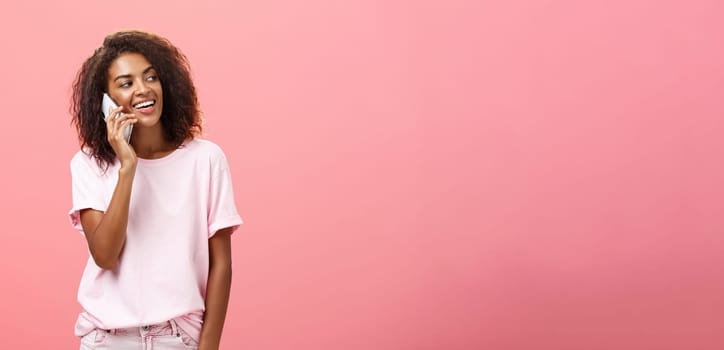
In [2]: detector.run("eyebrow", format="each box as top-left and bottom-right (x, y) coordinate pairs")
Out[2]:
(113, 66), (156, 82)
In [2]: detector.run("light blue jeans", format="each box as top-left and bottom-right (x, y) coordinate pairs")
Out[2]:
(79, 319), (198, 349)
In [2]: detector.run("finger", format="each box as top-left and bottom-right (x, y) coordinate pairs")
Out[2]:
(111, 113), (137, 127)
(106, 109), (121, 128)
(118, 118), (137, 130)
(108, 114), (136, 138)
(107, 113), (121, 134)
(107, 106), (123, 121)
(115, 117), (137, 136)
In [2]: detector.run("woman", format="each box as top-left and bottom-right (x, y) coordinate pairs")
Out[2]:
(69, 30), (242, 349)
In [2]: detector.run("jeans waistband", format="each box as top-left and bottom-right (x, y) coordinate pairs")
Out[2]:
(103, 319), (180, 337)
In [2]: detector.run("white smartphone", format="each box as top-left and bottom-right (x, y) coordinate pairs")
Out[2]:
(102, 93), (133, 143)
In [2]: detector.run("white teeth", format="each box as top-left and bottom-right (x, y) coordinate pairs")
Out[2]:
(134, 101), (154, 109)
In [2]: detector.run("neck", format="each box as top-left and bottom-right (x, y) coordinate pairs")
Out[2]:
(129, 124), (176, 159)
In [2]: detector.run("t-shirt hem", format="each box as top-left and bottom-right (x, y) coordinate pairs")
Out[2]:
(69, 204), (106, 232)
(208, 215), (243, 238)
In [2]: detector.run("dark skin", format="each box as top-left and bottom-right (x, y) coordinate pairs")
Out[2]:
(200, 228), (233, 350)
(79, 52), (232, 350)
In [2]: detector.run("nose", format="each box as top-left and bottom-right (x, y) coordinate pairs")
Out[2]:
(135, 79), (150, 95)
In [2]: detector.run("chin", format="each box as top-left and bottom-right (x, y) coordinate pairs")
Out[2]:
(136, 116), (162, 128)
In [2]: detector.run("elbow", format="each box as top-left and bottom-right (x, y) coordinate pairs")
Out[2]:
(91, 250), (120, 270)
(87, 231), (123, 270)
(211, 259), (232, 279)
(93, 256), (119, 270)
(213, 260), (232, 273)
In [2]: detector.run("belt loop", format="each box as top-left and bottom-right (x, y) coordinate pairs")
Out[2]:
(169, 319), (179, 336)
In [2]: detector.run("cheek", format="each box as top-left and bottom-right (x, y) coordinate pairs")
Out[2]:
(109, 90), (131, 104)
(119, 94), (136, 108)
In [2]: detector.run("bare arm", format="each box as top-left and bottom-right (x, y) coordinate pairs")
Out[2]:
(79, 166), (135, 269)
(80, 107), (138, 270)
(198, 228), (233, 350)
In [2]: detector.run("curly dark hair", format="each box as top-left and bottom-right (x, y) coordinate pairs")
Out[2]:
(71, 30), (202, 170)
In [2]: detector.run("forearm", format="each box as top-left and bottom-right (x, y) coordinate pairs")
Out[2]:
(198, 262), (232, 350)
(88, 166), (135, 269)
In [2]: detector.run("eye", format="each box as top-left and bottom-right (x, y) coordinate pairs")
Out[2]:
(147, 75), (158, 82)
(120, 81), (132, 88)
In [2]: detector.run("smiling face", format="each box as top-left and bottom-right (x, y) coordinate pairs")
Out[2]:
(106, 52), (164, 129)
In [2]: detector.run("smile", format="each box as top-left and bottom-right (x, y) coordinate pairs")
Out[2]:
(133, 100), (156, 109)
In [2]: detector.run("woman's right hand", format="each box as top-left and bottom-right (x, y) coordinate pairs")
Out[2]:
(106, 106), (138, 170)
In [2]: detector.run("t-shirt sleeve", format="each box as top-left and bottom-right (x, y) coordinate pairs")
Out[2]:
(207, 149), (243, 238)
(68, 153), (107, 233)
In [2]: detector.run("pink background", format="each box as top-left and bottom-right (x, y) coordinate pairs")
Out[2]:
(1, 0), (723, 349)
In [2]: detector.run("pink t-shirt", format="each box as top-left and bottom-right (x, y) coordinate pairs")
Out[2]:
(68, 139), (242, 341)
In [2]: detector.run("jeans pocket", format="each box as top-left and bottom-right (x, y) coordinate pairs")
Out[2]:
(152, 333), (197, 349)
(177, 326), (199, 348)
(80, 330), (109, 349)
